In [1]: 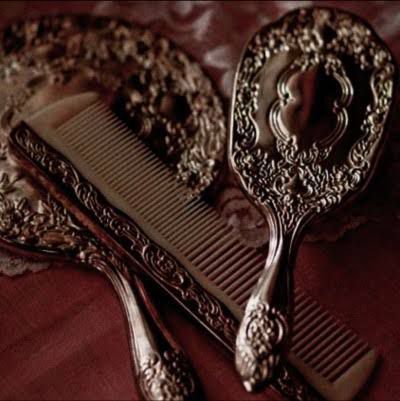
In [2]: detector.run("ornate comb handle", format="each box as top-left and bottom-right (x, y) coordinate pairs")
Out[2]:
(230, 7), (397, 391)
(0, 192), (200, 401)
(7, 92), (201, 401)
(91, 259), (199, 401)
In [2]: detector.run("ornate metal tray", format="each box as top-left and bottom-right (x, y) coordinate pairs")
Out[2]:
(0, 14), (318, 401)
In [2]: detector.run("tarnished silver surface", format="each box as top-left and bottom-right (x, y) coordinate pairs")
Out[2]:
(0, 13), (330, 401)
(0, 15), (226, 195)
(0, 15), (227, 401)
(230, 7), (397, 391)
(10, 99), (320, 401)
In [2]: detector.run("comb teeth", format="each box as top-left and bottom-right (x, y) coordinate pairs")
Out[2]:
(290, 289), (371, 383)
(30, 100), (377, 401)
(57, 101), (263, 302)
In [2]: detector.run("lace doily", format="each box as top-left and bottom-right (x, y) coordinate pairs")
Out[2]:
(0, 248), (50, 276)
(0, 1), (399, 275)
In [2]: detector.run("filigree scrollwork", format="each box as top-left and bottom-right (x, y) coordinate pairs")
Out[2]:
(10, 115), (320, 401)
(0, 15), (226, 195)
(269, 52), (353, 148)
(276, 365), (319, 401)
(0, 189), (89, 254)
(139, 350), (196, 401)
(231, 7), (395, 234)
(2, 138), (199, 401)
(0, 14), (323, 401)
(235, 301), (288, 392)
(12, 124), (238, 349)
(231, 6), (396, 394)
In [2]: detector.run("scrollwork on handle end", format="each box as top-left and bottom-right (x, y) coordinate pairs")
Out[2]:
(139, 350), (197, 401)
(235, 301), (289, 392)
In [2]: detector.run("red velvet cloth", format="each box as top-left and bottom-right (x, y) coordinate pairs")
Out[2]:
(0, 265), (279, 400)
(0, 1), (399, 400)
(2, 219), (400, 400)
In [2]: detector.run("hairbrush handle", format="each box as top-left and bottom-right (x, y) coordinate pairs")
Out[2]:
(8, 118), (201, 401)
(81, 249), (200, 401)
(0, 226), (201, 401)
(235, 218), (298, 392)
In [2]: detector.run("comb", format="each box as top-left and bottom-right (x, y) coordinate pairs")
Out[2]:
(10, 93), (377, 400)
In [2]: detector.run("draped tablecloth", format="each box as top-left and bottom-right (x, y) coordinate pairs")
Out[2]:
(0, 1), (400, 400)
